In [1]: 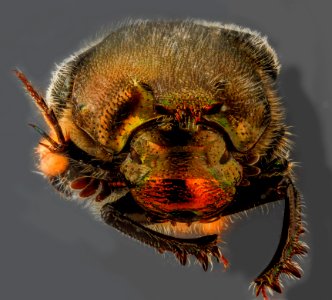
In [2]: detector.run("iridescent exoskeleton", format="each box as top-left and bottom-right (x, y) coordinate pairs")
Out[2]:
(17, 20), (307, 299)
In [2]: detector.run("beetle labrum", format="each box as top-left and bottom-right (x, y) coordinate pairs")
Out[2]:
(17, 20), (307, 299)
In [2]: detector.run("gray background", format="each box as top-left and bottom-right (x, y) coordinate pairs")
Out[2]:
(1, 0), (331, 299)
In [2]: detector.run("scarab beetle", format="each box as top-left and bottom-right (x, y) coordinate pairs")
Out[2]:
(16, 20), (307, 299)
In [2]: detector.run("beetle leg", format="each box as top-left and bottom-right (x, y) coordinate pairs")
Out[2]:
(101, 203), (227, 270)
(252, 177), (307, 298)
(220, 175), (306, 298)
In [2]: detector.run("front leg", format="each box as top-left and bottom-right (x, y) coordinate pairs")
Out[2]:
(220, 165), (307, 299)
(253, 177), (307, 299)
(100, 201), (228, 270)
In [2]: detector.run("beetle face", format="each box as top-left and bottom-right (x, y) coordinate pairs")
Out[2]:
(17, 20), (307, 300)
(63, 22), (272, 221)
(121, 119), (242, 222)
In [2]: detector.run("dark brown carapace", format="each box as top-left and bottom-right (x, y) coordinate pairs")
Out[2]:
(17, 20), (307, 299)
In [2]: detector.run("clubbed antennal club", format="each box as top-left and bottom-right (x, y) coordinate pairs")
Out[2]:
(14, 69), (66, 150)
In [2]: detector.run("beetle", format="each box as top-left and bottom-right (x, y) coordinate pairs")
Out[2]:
(16, 20), (307, 299)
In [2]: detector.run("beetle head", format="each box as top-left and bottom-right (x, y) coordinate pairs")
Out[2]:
(47, 21), (281, 222)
